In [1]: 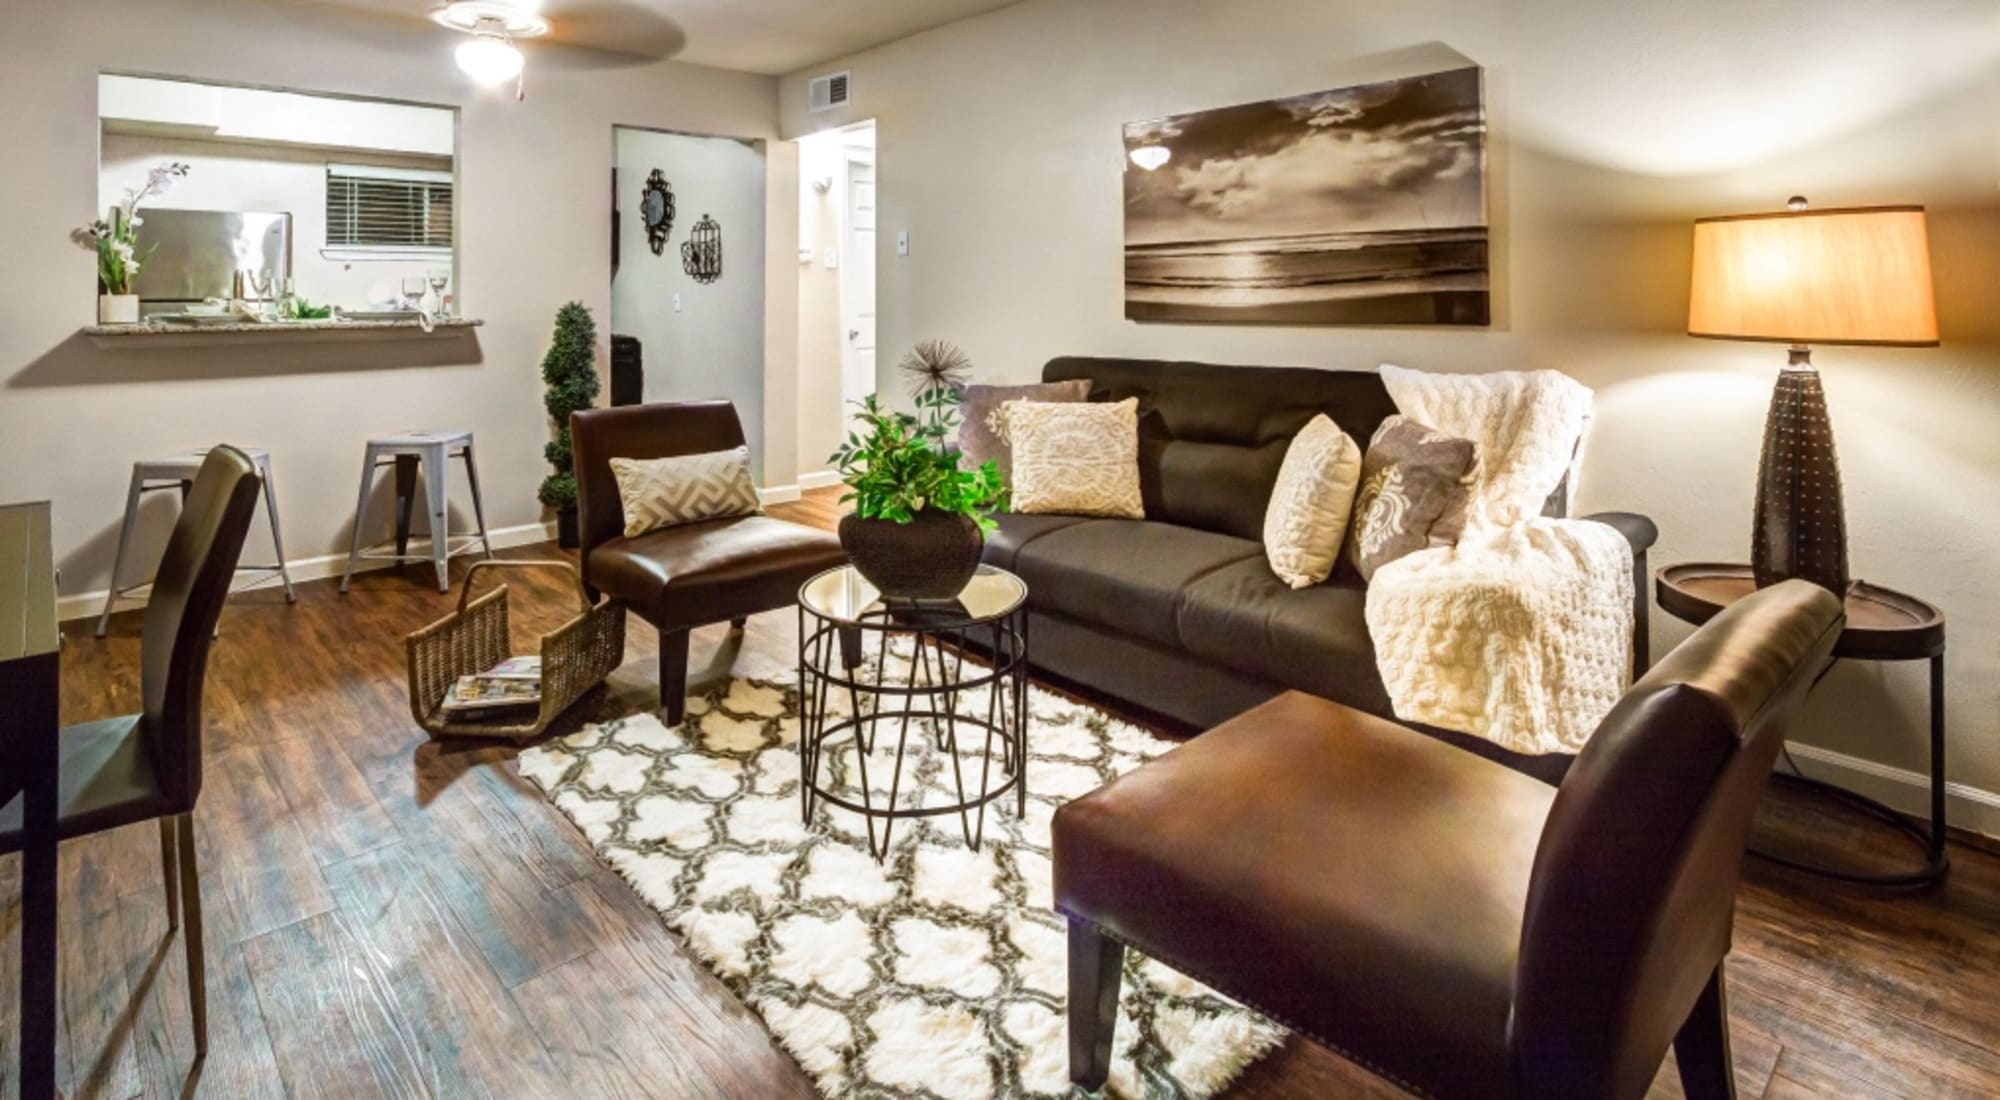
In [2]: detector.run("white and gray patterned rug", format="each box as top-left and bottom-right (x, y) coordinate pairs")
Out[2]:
(516, 653), (1284, 1099)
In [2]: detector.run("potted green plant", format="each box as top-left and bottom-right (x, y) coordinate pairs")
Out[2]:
(831, 342), (1007, 600)
(538, 301), (600, 548)
(74, 162), (188, 324)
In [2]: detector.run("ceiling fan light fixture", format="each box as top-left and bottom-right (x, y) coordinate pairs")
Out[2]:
(454, 28), (524, 85)
(430, 1), (549, 38)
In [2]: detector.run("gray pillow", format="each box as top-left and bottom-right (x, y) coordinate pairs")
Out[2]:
(957, 379), (1092, 484)
(1346, 416), (1478, 581)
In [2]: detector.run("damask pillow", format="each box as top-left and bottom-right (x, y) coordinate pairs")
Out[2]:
(1346, 416), (1477, 581)
(609, 445), (762, 537)
(1263, 414), (1363, 589)
(1004, 398), (1144, 519)
(957, 379), (1092, 485)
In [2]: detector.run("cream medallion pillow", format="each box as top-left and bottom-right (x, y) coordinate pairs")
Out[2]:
(609, 445), (762, 537)
(1263, 414), (1363, 589)
(1004, 398), (1144, 519)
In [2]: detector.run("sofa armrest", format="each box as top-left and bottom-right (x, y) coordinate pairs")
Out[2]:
(1582, 511), (1658, 556)
(1583, 511), (1657, 673)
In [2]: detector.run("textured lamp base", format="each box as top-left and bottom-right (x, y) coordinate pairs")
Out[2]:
(1753, 349), (1849, 593)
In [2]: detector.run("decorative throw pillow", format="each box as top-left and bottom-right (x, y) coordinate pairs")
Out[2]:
(957, 379), (1092, 484)
(609, 445), (761, 537)
(1004, 398), (1144, 519)
(1346, 416), (1477, 581)
(1263, 414), (1364, 589)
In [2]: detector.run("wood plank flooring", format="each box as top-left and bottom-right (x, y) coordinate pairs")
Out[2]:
(5, 485), (1998, 1099)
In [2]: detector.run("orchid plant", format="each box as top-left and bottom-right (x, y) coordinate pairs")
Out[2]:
(74, 162), (189, 295)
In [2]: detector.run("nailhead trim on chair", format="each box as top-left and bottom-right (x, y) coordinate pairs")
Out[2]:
(1057, 907), (1445, 1100)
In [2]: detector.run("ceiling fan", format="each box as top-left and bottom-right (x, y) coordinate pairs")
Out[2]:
(430, 1), (550, 100)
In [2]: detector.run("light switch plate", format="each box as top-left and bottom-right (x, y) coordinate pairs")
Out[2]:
(896, 230), (909, 256)
(673, 292), (682, 312)
(824, 247), (839, 269)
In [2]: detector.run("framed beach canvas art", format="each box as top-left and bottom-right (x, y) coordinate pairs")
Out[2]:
(1122, 66), (1489, 325)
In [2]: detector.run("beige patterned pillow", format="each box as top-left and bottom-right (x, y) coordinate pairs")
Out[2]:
(1263, 415), (1363, 589)
(609, 446), (762, 537)
(1004, 398), (1143, 519)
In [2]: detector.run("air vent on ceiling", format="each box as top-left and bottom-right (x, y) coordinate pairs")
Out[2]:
(808, 71), (851, 113)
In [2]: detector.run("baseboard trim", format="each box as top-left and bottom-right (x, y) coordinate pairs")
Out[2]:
(798, 470), (843, 491)
(759, 484), (802, 505)
(56, 519), (558, 622)
(1783, 739), (2000, 841)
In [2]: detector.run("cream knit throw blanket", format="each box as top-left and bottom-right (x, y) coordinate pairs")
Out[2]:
(1365, 365), (1633, 756)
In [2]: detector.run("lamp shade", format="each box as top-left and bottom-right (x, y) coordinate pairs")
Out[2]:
(1688, 205), (1938, 346)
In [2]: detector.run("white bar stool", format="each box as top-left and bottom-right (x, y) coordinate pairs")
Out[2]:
(340, 430), (493, 594)
(96, 446), (296, 637)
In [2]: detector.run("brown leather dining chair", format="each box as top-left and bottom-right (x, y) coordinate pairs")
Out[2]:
(571, 401), (846, 724)
(1053, 579), (1844, 1100)
(1, 446), (262, 1074)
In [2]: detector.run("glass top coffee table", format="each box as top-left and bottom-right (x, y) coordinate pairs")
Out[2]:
(796, 565), (1029, 861)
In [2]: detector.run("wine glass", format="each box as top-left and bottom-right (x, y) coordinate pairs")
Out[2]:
(427, 269), (451, 315)
(401, 276), (427, 311)
(249, 269), (277, 319)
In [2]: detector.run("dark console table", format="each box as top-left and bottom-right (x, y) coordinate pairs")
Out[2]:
(2, 501), (61, 1097)
(1657, 562), (1947, 887)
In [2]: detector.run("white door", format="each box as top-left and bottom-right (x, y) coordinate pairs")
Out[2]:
(840, 154), (877, 409)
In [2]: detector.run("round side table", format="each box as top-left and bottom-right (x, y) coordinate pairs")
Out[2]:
(1656, 563), (1947, 887)
(796, 564), (1030, 862)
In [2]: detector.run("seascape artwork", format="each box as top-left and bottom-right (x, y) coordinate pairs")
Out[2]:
(1122, 66), (1489, 325)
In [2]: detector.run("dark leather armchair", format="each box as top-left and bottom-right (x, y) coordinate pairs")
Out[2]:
(571, 401), (845, 724)
(1053, 579), (1843, 1100)
(1, 445), (263, 1071)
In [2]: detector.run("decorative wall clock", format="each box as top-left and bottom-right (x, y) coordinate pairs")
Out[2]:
(682, 214), (722, 284)
(641, 169), (675, 256)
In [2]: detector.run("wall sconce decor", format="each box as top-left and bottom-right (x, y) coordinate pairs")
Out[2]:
(682, 214), (722, 284)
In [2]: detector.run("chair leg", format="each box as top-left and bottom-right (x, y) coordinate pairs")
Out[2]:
(418, 444), (450, 593)
(729, 616), (747, 630)
(1674, 961), (1736, 1100)
(174, 812), (209, 1058)
(259, 458), (298, 604)
(1068, 920), (1124, 1091)
(660, 628), (691, 726)
(339, 448), (378, 594)
(158, 816), (182, 932)
(97, 468), (147, 637)
(459, 443), (495, 559)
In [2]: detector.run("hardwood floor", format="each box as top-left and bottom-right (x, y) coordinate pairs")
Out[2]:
(5, 485), (1998, 1099)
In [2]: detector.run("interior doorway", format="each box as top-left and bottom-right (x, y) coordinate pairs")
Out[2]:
(795, 120), (877, 485)
(609, 125), (768, 476)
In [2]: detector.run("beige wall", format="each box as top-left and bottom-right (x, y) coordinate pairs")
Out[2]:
(1, 0), (784, 604)
(779, 0), (2000, 823)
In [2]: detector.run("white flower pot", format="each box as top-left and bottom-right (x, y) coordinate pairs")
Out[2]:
(98, 294), (140, 325)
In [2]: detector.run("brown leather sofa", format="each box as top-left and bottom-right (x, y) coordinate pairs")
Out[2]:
(1053, 579), (1844, 1099)
(982, 356), (1657, 756)
(571, 401), (846, 724)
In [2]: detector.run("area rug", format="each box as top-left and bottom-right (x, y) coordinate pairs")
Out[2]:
(516, 653), (1285, 1099)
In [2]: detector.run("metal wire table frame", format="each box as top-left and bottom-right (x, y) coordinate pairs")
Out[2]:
(796, 565), (1029, 861)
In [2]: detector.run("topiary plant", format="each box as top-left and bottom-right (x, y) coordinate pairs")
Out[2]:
(538, 301), (599, 517)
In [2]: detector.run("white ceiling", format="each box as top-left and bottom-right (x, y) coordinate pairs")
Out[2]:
(316, 0), (1024, 75)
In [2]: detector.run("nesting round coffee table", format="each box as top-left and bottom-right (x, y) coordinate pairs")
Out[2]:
(796, 565), (1030, 861)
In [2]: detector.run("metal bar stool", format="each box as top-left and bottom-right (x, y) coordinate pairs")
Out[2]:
(96, 446), (296, 637)
(340, 430), (493, 594)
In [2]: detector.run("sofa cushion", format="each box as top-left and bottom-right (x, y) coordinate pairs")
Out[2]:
(1010, 519), (1261, 648)
(982, 512), (1091, 573)
(1177, 557), (1393, 716)
(1044, 357), (1400, 541)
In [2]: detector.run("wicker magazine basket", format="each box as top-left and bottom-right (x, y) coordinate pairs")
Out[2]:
(405, 560), (626, 741)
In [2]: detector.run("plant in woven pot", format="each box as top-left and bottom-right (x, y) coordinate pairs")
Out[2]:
(537, 301), (599, 548)
(831, 342), (1006, 601)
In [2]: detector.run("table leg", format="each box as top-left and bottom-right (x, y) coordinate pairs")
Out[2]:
(1928, 653), (1948, 869)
